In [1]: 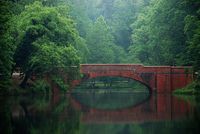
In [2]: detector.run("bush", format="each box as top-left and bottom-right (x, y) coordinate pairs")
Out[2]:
(32, 79), (51, 94)
(52, 76), (69, 92)
(173, 81), (200, 95)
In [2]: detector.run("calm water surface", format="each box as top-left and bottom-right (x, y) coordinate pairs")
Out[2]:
(0, 84), (200, 134)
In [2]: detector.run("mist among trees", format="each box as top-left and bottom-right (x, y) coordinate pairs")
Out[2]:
(0, 0), (200, 90)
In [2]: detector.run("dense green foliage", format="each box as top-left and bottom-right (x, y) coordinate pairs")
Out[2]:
(129, 0), (186, 65)
(183, 0), (200, 76)
(12, 1), (82, 87)
(31, 79), (51, 94)
(86, 16), (116, 63)
(173, 81), (200, 95)
(67, 0), (149, 63)
(0, 0), (200, 92)
(66, 0), (200, 71)
(0, 1), (14, 90)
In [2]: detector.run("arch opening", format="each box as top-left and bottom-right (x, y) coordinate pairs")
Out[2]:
(74, 76), (151, 93)
(71, 76), (151, 110)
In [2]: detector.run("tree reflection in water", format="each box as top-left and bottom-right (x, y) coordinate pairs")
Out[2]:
(0, 94), (80, 134)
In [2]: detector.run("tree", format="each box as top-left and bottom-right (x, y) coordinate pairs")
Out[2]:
(129, 0), (187, 65)
(0, 0), (14, 91)
(65, 0), (144, 63)
(12, 1), (84, 87)
(183, 0), (200, 76)
(86, 16), (115, 63)
(110, 0), (150, 49)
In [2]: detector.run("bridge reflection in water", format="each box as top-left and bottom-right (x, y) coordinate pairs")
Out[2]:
(70, 93), (192, 124)
(69, 68), (193, 124)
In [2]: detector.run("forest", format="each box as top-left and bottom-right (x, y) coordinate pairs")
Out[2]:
(0, 0), (200, 93)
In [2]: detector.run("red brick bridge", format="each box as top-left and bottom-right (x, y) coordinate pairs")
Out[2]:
(75, 64), (193, 93)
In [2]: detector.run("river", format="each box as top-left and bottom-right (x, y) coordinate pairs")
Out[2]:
(0, 77), (200, 134)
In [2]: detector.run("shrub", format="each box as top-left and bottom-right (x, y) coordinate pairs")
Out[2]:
(32, 79), (51, 94)
(52, 76), (69, 92)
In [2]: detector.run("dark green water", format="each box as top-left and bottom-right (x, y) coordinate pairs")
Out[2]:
(1, 93), (200, 134)
(0, 78), (200, 134)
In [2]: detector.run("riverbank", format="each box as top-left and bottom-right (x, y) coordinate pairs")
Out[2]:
(173, 81), (200, 106)
(174, 94), (199, 106)
(173, 81), (200, 95)
(0, 74), (49, 96)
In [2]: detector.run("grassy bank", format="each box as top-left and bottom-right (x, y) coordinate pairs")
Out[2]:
(173, 81), (200, 95)
(173, 81), (200, 106)
(174, 94), (198, 106)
